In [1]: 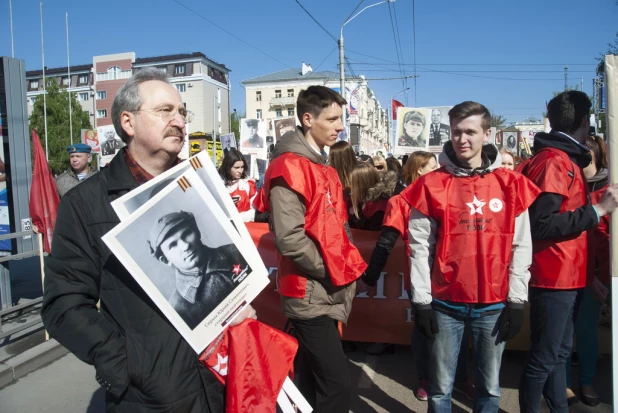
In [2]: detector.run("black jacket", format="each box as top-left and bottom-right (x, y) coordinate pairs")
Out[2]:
(42, 149), (224, 413)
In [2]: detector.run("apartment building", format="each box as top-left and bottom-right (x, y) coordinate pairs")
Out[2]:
(241, 63), (388, 154)
(25, 51), (231, 137)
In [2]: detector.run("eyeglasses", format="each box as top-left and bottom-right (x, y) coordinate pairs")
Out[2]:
(137, 106), (191, 123)
(375, 165), (385, 171)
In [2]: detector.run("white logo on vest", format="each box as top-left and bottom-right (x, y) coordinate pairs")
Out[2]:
(466, 195), (486, 215)
(489, 198), (503, 213)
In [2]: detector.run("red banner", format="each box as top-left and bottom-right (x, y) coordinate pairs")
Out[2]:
(392, 100), (405, 120)
(248, 223), (414, 345)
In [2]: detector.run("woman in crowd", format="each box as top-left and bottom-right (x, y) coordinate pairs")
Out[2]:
(219, 148), (268, 223)
(386, 156), (403, 175)
(373, 155), (388, 172)
(395, 151), (436, 194)
(329, 141), (357, 211)
(362, 151), (474, 401)
(348, 162), (397, 231)
(499, 149), (517, 170)
(566, 135), (610, 406)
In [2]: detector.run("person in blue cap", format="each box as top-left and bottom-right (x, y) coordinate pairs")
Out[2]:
(55, 143), (97, 197)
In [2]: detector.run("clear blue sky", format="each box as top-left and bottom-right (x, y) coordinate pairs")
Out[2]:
(1, 0), (616, 123)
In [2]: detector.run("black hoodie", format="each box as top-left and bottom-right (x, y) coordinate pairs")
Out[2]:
(527, 131), (598, 240)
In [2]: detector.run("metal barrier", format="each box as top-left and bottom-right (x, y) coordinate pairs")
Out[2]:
(0, 230), (44, 340)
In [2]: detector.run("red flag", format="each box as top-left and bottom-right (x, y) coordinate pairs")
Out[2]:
(392, 99), (405, 120)
(29, 129), (59, 254)
(200, 319), (298, 413)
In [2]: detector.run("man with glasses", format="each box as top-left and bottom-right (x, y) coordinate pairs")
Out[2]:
(42, 67), (254, 412)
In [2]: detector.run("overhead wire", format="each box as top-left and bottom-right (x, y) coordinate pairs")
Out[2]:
(392, 0), (409, 103)
(387, 1), (407, 103)
(171, 0), (291, 68)
(294, 0), (338, 42)
(412, 0), (417, 106)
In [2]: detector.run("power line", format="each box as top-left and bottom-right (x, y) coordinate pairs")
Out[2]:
(391, 1), (408, 103)
(387, 1), (407, 103)
(171, 0), (291, 68)
(343, 0), (365, 25)
(412, 0), (417, 106)
(294, 0), (337, 42)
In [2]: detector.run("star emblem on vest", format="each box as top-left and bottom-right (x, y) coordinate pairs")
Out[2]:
(232, 264), (241, 276)
(489, 198), (503, 213)
(212, 354), (228, 376)
(466, 196), (486, 215)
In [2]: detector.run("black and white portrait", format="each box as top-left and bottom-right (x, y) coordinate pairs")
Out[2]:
(104, 168), (269, 352)
(98, 125), (125, 157)
(505, 133), (518, 152)
(219, 133), (236, 156)
(274, 117), (296, 141)
(240, 119), (265, 150)
(427, 107), (452, 147)
(396, 108), (430, 150)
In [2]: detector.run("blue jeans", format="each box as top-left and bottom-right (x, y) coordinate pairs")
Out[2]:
(414, 324), (470, 382)
(519, 288), (581, 413)
(566, 286), (605, 387)
(427, 309), (505, 413)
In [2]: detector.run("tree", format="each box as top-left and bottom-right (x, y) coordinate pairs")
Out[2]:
(490, 112), (507, 130)
(230, 110), (245, 147)
(28, 79), (93, 173)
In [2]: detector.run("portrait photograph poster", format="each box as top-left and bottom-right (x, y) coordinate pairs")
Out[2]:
(395, 107), (431, 153)
(111, 151), (267, 272)
(424, 106), (453, 149)
(239, 118), (268, 155)
(97, 124), (126, 166)
(103, 169), (269, 353)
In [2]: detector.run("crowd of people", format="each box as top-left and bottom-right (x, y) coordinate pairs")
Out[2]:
(40, 67), (617, 413)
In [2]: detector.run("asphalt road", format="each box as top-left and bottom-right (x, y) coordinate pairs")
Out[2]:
(0, 343), (613, 413)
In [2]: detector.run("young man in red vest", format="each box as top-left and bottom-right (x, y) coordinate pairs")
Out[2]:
(254, 85), (367, 413)
(518, 91), (618, 412)
(403, 101), (541, 412)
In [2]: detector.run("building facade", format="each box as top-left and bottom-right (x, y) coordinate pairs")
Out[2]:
(25, 51), (231, 139)
(241, 63), (388, 155)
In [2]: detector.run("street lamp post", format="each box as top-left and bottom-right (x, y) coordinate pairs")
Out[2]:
(339, 0), (395, 133)
(390, 87), (409, 152)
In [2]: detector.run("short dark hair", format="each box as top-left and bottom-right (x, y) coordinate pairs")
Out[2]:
(296, 86), (346, 124)
(448, 101), (491, 131)
(218, 148), (248, 184)
(547, 91), (591, 134)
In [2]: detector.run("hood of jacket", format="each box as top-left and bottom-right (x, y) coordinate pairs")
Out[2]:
(365, 171), (398, 202)
(271, 127), (327, 165)
(588, 167), (608, 192)
(533, 131), (591, 168)
(438, 142), (502, 177)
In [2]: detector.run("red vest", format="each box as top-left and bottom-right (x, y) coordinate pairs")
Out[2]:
(589, 187), (609, 284)
(255, 153), (367, 298)
(226, 179), (257, 213)
(382, 195), (412, 290)
(402, 167), (540, 303)
(362, 199), (388, 220)
(518, 148), (589, 289)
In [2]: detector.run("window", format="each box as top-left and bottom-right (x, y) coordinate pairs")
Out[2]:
(175, 65), (185, 75)
(97, 109), (107, 118)
(287, 108), (294, 117)
(176, 83), (186, 93)
(256, 91), (262, 102)
(275, 109), (282, 118)
(256, 109), (262, 119)
(30, 80), (39, 89)
(78, 92), (89, 101)
(275, 90), (282, 98)
(97, 91), (107, 100)
(78, 74), (88, 84)
(108, 66), (121, 80)
(287, 89), (294, 97)
(62, 77), (70, 86)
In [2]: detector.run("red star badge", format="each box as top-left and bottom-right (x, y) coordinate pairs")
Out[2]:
(232, 265), (241, 275)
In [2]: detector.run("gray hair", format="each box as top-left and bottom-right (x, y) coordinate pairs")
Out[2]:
(111, 67), (171, 143)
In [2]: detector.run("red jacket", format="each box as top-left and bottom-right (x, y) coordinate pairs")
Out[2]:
(589, 187), (610, 284)
(382, 195), (412, 289)
(226, 178), (257, 213)
(518, 147), (589, 289)
(403, 167), (540, 303)
(255, 153), (367, 298)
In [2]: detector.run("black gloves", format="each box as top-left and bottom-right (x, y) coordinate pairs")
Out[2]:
(361, 270), (379, 287)
(497, 304), (524, 342)
(414, 305), (439, 340)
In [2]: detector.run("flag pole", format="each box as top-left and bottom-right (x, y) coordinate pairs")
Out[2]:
(605, 54), (618, 413)
(66, 12), (73, 145)
(9, 0), (14, 58)
(40, 2), (49, 161)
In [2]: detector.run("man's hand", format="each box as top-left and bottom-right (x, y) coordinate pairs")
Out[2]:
(594, 184), (618, 217)
(229, 304), (257, 327)
(591, 277), (609, 303)
(414, 305), (439, 340)
(497, 304), (524, 342)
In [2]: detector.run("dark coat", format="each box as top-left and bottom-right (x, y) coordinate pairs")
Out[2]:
(42, 148), (224, 413)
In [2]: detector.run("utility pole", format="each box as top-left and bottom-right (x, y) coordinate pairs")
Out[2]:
(564, 65), (568, 91)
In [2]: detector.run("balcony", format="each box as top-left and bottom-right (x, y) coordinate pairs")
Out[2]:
(269, 96), (295, 108)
